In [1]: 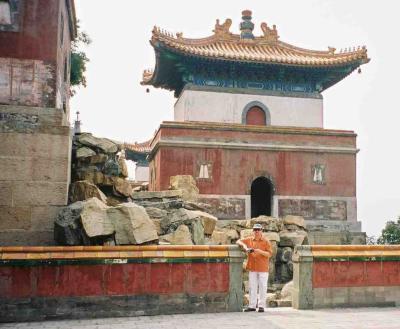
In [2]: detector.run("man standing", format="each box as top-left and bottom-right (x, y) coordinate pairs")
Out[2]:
(236, 223), (272, 312)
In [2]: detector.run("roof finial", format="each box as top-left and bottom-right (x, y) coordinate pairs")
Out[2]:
(240, 10), (254, 40)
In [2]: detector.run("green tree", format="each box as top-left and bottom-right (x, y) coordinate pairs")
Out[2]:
(70, 21), (91, 95)
(377, 217), (400, 244)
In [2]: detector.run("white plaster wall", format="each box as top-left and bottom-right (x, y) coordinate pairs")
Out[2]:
(174, 89), (323, 128)
(135, 166), (149, 182)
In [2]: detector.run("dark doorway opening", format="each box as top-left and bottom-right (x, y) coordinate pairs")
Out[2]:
(251, 176), (273, 217)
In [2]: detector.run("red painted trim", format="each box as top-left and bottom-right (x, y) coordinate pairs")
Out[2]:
(313, 261), (400, 288)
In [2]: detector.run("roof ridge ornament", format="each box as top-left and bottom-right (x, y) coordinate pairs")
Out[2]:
(240, 10), (254, 40)
(260, 22), (279, 43)
(213, 18), (232, 39)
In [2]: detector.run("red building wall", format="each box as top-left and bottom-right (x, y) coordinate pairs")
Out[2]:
(154, 147), (356, 197)
(150, 122), (357, 197)
(0, 0), (75, 109)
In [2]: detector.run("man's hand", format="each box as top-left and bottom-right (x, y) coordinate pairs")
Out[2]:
(254, 248), (271, 257)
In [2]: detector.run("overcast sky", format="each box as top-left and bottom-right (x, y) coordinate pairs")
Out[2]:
(72, 0), (400, 237)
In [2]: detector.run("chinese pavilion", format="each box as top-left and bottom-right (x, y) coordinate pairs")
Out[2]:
(142, 10), (369, 242)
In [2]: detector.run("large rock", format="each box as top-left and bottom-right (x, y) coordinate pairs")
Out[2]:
(186, 210), (217, 235)
(159, 208), (198, 233)
(132, 190), (183, 200)
(169, 175), (199, 201)
(210, 227), (239, 245)
(76, 147), (96, 159)
(118, 157), (129, 178)
(159, 225), (193, 245)
(283, 215), (306, 229)
(76, 171), (105, 185)
(112, 177), (133, 197)
(145, 207), (168, 219)
(279, 231), (308, 247)
(69, 180), (107, 203)
(54, 201), (86, 245)
(107, 203), (158, 245)
(183, 201), (210, 212)
(250, 216), (281, 232)
(89, 153), (108, 164)
(80, 197), (113, 237)
(280, 281), (294, 301)
(104, 157), (121, 176)
(191, 219), (205, 245)
(77, 133), (118, 154)
(264, 232), (280, 242)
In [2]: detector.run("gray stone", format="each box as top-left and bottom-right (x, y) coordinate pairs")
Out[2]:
(159, 224), (193, 245)
(183, 200), (211, 211)
(107, 203), (158, 245)
(89, 153), (108, 164)
(54, 201), (86, 245)
(250, 216), (281, 232)
(132, 190), (183, 200)
(210, 227), (239, 245)
(112, 177), (133, 197)
(264, 231), (280, 242)
(281, 280), (294, 301)
(80, 197), (113, 238)
(169, 175), (199, 201)
(283, 215), (306, 228)
(145, 206), (168, 219)
(104, 157), (121, 176)
(76, 147), (96, 159)
(279, 231), (308, 247)
(191, 219), (205, 245)
(77, 133), (118, 154)
(186, 210), (217, 235)
(118, 157), (128, 178)
(69, 180), (107, 204)
(159, 208), (195, 233)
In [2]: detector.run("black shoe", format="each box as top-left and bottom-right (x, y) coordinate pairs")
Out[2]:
(258, 307), (264, 312)
(243, 307), (256, 312)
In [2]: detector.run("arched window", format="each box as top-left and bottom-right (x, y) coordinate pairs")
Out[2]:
(246, 106), (266, 125)
(242, 101), (271, 126)
(0, 0), (11, 25)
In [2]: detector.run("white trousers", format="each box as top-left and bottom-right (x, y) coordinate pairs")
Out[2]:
(248, 271), (268, 309)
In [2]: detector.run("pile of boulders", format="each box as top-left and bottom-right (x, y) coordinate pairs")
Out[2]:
(55, 189), (218, 247)
(214, 214), (307, 291)
(71, 133), (132, 206)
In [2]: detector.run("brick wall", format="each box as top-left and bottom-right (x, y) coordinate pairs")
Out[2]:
(0, 245), (244, 321)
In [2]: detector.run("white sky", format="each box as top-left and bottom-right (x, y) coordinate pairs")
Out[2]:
(71, 0), (400, 237)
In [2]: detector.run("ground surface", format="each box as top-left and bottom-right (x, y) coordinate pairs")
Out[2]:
(1, 307), (400, 329)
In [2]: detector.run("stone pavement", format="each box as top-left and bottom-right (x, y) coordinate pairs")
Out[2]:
(1, 307), (400, 329)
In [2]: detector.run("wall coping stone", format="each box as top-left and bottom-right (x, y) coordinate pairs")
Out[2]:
(295, 245), (400, 262)
(0, 245), (244, 264)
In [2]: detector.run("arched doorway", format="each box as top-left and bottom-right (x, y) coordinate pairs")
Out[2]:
(246, 106), (266, 125)
(251, 176), (274, 217)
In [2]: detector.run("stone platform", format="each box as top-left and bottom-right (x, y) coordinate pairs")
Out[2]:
(3, 307), (400, 328)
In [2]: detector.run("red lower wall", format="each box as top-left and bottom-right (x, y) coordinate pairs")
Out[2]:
(313, 261), (400, 288)
(0, 262), (229, 298)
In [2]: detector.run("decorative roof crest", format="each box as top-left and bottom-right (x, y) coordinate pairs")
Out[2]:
(213, 18), (232, 39)
(240, 10), (255, 40)
(260, 22), (279, 43)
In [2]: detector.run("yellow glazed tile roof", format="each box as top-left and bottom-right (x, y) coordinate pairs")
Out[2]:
(142, 17), (369, 84)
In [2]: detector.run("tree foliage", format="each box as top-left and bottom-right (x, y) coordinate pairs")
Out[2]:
(377, 217), (400, 245)
(70, 22), (91, 95)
